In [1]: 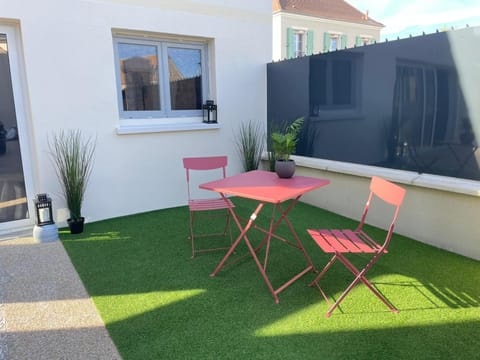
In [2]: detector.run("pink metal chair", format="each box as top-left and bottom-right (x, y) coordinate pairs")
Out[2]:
(307, 176), (406, 317)
(183, 156), (234, 258)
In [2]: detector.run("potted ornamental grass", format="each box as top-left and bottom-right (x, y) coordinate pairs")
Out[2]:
(271, 116), (304, 178)
(49, 129), (96, 234)
(235, 119), (266, 172)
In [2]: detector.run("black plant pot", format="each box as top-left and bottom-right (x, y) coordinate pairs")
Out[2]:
(67, 217), (85, 234)
(275, 159), (296, 178)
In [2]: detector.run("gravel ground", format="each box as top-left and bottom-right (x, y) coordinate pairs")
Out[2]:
(0, 237), (121, 360)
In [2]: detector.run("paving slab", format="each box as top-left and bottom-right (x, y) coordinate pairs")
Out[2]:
(0, 237), (121, 360)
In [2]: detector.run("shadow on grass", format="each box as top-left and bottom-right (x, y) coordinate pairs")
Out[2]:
(60, 199), (480, 359)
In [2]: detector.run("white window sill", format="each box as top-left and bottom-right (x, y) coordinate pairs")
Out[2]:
(116, 122), (221, 135)
(291, 155), (480, 197)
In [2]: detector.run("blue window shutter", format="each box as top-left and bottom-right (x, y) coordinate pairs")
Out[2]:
(306, 30), (314, 55)
(323, 32), (330, 52)
(355, 36), (362, 46)
(286, 28), (294, 59)
(341, 34), (347, 49)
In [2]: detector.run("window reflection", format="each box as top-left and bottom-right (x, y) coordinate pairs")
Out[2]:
(268, 29), (480, 181)
(310, 54), (356, 114)
(118, 43), (160, 111)
(392, 62), (477, 177)
(168, 47), (202, 111)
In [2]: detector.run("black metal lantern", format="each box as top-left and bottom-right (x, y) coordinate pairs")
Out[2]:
(34, 193), (54, 226)
(202, 100), (217, 123)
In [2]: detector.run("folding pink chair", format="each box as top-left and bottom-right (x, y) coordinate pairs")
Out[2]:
(183, 156), (234, 258)
(307, 176), (406, 317)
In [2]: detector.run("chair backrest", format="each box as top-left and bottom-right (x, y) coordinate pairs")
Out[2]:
(358, 176), (406, 247)
(370, 176), (406, 207)
(183, 156), (228, 172)
(182, 156), (228, 201)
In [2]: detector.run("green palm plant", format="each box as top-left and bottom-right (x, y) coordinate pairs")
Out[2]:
(271, 117), (304, 161)
(49, 130), (96, 225)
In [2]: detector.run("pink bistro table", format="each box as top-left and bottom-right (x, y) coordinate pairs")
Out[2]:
(200, 170), (330, 303)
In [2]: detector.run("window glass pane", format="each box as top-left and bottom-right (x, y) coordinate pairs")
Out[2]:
(294, 32), (304, 57)
(118, 43), (160, 111)
(434, 69), (450, 144)
(423, 69), (435, 146)
(168, 47), (202, 110)
(329, 38), (338, 51)
(310, 59), (327, 113)
(332, 59), (352, 105)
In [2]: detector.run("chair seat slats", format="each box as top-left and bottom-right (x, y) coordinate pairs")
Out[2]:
(308, 229), (345, 253)
(308, 229), (380, 254)
(189, 198), (234, 211)
(341, 229), (377, 253)
(308, 229), (371, 254)
(329, 229), (366, 253)
(356, 230), (385, 252)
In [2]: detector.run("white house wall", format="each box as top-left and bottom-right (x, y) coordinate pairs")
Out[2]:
(272, 12), (283, 60)
(0, 0), (271, 227)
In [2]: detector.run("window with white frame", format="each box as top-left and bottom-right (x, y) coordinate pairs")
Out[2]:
(329, 35), (339, 51)
(323, 32), (347, 52)
(294, 30), (306, 57)
(361, 36), (372, 45)
(287, 28), (313, 59)
(356, 35), (374, 46)
(113, 35), (209, 120)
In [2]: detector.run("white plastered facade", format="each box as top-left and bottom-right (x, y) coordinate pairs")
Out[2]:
(0, 0), (271, 231)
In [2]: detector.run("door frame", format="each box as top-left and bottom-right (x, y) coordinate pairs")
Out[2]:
(0, 23), (36, 235)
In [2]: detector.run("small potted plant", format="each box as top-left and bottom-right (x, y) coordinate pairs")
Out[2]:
(49, 129), (96, 234)
(271, 117), (304, 178)
(234, 119), (265, 172)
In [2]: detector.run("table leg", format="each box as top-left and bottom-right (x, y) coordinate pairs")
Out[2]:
(277, 203), (316, 271)
(264, 197), (316, 272)
(210, 195), (315, 304)
(242, 230), (280, 304)
(210, 202), (264, 277)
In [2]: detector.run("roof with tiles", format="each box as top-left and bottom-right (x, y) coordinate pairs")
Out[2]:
(273, 0), (384, 27)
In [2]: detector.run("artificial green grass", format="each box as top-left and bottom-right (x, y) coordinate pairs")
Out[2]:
(60, 198), (480, 359)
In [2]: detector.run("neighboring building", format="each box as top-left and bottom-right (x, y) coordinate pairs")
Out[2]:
(0, 0), (271, 235)
(273, 0), (383, 60)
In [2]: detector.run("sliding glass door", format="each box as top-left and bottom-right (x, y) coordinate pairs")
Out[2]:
(0, 25), (34, 232)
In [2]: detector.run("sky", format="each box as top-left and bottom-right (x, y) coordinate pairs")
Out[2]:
(347, 0), (480, 41)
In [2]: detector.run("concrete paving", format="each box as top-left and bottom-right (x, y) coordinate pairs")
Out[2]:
(0, 236), (121, 359)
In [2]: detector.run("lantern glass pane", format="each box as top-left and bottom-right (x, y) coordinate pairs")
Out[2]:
(38, 208), (50, 223)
